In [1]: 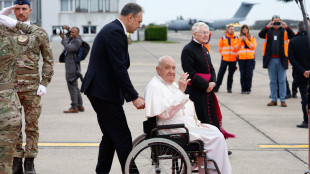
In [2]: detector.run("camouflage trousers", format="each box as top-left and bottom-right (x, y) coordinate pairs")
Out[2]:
(14, 90), (41, 158)
(0, 89), (22, 174)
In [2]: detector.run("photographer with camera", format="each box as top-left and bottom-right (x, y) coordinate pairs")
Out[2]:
(60, 25), (84, 113)
(259, 15), (295, 107)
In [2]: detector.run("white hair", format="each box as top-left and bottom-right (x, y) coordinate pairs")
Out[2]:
(158, 56), (174, 67)
(192, 22), (209, 33)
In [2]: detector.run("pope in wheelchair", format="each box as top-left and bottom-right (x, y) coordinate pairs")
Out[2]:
(137, 56), (232, 174)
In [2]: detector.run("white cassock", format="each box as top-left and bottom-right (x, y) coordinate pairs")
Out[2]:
(145, 75), (232, 174)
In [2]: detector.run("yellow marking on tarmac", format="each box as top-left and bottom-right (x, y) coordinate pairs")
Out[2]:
(22, 143), (99, 147)
(259, 145), (308, 149)
(21, 143), (308, 148)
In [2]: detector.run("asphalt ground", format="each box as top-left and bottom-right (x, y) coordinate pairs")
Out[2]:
(27, 30), (308, 173)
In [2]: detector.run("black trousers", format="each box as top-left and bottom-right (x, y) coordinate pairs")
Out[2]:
(238, 59), (255, 92)
(88, 95), (132, 174)
(298, 82), (308, 123)
(216, 60), (236, 91)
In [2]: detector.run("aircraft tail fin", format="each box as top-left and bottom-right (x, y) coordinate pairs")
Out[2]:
(233, 2), (255, 19)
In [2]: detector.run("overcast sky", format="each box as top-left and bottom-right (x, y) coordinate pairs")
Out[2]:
(136, 0), (310, 25)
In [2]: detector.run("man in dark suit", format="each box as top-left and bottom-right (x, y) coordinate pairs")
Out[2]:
(81, 3), (145, 174)
(288, 20), (310, 128)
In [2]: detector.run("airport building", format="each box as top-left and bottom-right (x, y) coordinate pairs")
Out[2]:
(0, 0), (136, 41)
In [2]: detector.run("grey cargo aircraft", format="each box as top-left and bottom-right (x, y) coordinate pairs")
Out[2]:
(167, 2), (256, 30)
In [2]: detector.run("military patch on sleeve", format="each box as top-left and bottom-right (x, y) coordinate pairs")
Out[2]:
(17, 35), (29, 45)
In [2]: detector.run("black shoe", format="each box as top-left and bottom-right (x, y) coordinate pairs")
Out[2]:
(292, 94), (297, 98)
(296, 121), (308, 128)
(227, 90), (232, 93)
(286, 94), (291, 99)
(24, 158), (36, 174)
(13, 157), (23, 174)
(228, 151), (232, 155)
(241, 91), (246, 94)
(246, 91), (251, 94)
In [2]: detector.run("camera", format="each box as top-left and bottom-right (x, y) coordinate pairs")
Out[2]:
(241, 32), (246, 36)
(53, 27), (70, 35)
(273, 22), (281, 26)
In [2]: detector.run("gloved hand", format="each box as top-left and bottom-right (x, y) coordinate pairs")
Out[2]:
(0, 15), (17, 28)
(37, 85), (47, 96)
(0, 5), (15, 16)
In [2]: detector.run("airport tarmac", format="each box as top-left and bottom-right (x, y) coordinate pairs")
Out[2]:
(29, 30), (308, 173)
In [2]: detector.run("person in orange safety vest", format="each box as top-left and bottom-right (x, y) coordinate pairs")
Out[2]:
(235, 24), (257, 94)
(214, 25), (239, 93)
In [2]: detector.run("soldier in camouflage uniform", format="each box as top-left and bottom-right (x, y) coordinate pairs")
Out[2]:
(0, 14), (45, 174)
(7, 1), (54, 174)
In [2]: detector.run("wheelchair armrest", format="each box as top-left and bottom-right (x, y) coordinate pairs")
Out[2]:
(150, 124), (190, 147)
(157, 124), (185, 130)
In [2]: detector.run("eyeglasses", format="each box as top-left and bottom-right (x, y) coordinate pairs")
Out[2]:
(196, 31), (209, 35)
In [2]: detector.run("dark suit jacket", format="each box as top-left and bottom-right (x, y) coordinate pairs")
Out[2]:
(81, 19), (138, 105)
(61, 35), (82, 76)
(288, 31), (310, 83)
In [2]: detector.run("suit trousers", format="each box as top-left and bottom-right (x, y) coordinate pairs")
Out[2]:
(66, 73), (83, 109)
(87, 95), (133, 174)
(216, 60), (236, 91)
(298, 82), (308, 123)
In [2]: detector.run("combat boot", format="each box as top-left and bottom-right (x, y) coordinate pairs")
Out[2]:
(24, 158), (36, 174)
(12, 157), (23, 174)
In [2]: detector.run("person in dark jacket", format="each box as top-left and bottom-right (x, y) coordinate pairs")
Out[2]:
(81, 3), (145, 173)
(288, 21), (310, 128)
(258, 15), (295, 107)
(60, 26), (84, 113)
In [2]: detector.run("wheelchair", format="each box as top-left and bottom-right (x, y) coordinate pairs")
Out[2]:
(125, 117), (221, 174)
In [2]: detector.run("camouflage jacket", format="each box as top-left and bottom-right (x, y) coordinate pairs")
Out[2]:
(0, 23), (45, 89)
(14, 23), (54, 92)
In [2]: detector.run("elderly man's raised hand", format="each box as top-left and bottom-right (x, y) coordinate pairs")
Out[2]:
(178, 73), (191, 93)
(133, 96), (145, 109)
(0, 15), (17, 28)
(0, 5), (15, 16)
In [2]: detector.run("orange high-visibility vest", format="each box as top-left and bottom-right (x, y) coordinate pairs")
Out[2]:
(262, 30), (289, 57)
(218, 33), (239, 62)
(235, 36), (257, 60)
(204, 44), (210, 52)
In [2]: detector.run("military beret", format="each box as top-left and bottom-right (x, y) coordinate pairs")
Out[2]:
(14, 0), (31, 5)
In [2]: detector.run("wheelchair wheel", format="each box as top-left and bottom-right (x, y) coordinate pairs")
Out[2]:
(125, 138), (191, 174)
(132, 133), (146, 148)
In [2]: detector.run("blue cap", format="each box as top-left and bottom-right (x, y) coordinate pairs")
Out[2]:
(14, 0), (31, 5)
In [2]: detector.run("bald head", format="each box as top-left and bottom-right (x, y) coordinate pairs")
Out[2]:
(156, 56), (176, 84)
